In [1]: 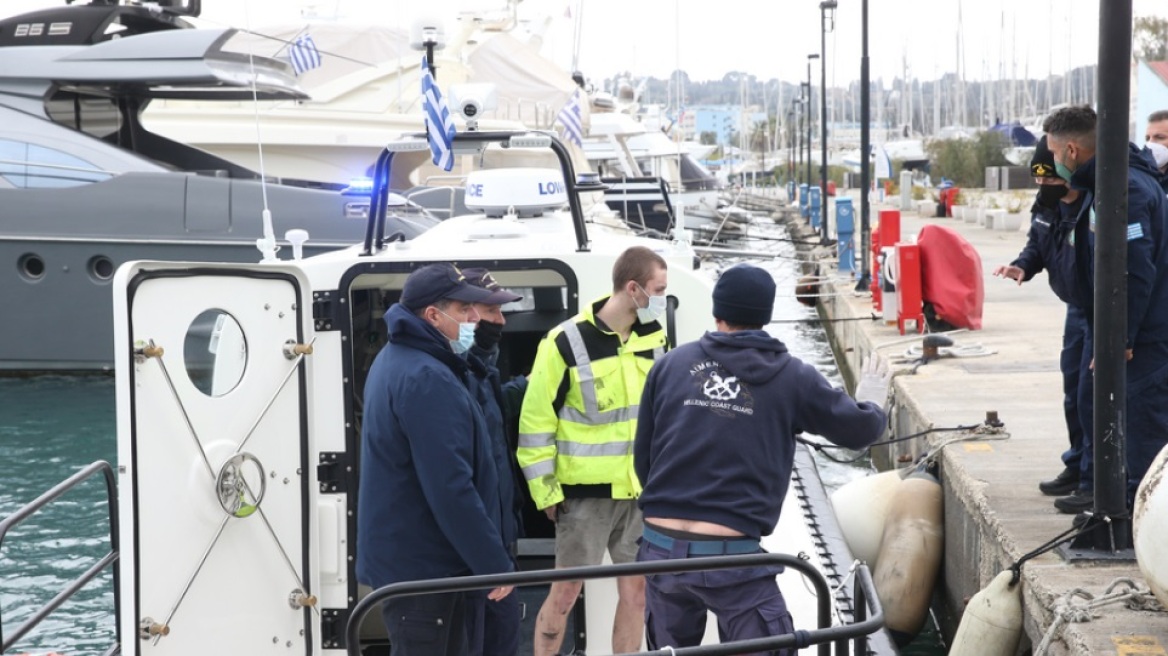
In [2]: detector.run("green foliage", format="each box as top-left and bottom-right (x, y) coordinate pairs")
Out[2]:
(1135, 17), (1168, 61)
(925, 131), (1011, 187)
(699, 131), (718, 146)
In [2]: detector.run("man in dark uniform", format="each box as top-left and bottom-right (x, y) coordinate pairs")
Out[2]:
(1045, 105), (1168, 513)
(992, 137), (1090, 503)
(633, 263), (889, 653)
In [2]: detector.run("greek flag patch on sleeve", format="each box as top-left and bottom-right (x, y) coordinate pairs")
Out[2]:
(1128, 222), (1145, 241)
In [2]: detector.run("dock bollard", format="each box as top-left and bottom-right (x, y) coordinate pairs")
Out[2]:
(836, 197), (855, 274)
(798, 183), (810, 219)
(809, 185), (822, 231)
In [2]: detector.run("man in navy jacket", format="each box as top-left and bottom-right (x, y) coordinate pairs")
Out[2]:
(633, 263), (888, 653)
(357, 263), (515, 656)
(1045, 105), (1168, 512)
(992, 137), (1090, 502)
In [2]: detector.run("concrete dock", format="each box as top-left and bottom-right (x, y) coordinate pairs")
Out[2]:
(775, 197), (1168, 655)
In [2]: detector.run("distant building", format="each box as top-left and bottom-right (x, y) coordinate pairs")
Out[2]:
(691, 106), (767, 146)
(1135, 60), (1168, 143)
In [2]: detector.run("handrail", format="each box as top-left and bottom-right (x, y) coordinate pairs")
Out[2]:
(0, 460), (120, 652)
(346, 553), (884, 656)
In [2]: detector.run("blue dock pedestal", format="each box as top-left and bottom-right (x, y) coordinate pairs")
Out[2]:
(835, 197), (855, 273)
(787, 180), (797, 204)
(798, 183), (809, 219)
(808, 185), (822, 231)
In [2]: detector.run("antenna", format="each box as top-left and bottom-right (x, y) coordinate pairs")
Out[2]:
(242, 0), (278, 262)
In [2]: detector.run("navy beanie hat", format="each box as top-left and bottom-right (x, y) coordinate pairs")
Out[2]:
(713, 264), (776, 326)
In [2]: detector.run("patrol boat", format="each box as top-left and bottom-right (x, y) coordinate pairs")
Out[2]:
(1, 129), (890, 654)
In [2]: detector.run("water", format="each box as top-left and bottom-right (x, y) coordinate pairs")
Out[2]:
(0, 220), (943, 654)
(0, 376), (118, 654)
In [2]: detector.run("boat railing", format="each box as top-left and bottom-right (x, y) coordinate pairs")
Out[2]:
(346, 553), (884, 656)
(0, 460), (120, 652)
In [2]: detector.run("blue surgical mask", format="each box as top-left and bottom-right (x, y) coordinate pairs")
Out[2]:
(635, 283), (667, 324)
(438, 309), (476, 354)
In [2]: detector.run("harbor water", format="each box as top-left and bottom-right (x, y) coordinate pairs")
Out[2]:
(0, 220), (942, 654)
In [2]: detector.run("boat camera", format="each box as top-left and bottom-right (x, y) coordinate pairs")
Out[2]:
(448, 83), (498, 130)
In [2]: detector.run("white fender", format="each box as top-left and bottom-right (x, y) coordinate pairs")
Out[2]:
(830, 469), (904, 567)
(872, 467), (944, 647)
(947, 570), (1023, 656)
(1134, 442), (1168, 608)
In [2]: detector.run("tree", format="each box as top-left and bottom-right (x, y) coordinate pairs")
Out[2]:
(699, 131), (718, 145)
(1135, 17), (1168, 61)
(925, 131), (1010, 187)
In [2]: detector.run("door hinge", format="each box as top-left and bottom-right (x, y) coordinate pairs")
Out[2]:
(317, 452), (351, 494)
(313, 289), (342, 332)
(320, 607), (349, 649)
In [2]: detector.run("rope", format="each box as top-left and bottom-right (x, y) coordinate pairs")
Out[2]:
(798, 423), (985, 465)
(1034, 578), (1165, 656)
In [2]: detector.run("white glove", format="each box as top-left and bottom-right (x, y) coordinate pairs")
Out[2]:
(854, 355), (891, 409)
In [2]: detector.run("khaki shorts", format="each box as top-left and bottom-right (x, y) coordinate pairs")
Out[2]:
(554, 497), (643, 567)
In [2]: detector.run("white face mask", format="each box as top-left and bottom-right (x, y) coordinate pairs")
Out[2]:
(437, 309), (476, 354)
(635, 283), (667, 324)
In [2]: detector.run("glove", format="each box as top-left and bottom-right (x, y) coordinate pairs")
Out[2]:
(854, 355), (891, 409)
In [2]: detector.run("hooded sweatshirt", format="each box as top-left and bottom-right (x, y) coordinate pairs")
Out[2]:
(634, 330), (886, 539)
(356, 304), (513, 589)
(1069, 143), (1168, 347)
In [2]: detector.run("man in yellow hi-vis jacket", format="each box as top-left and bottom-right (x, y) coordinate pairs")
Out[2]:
(519, 246), (668, 655)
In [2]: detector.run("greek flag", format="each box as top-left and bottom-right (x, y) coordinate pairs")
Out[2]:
(289, 34), (322, 75)
(421, 57), (456, 171)
(557, 89), (584, 146)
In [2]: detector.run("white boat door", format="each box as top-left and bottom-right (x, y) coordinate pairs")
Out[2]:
(113, 262), (317, 655)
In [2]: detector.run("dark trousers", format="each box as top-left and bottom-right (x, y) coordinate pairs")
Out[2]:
(1076, 333), (1168, 503)
(1061, 305), (1091, 475)
(381, 591), (468, 656)
(465, 590), (521, 656)
(637, 540), (794, 655)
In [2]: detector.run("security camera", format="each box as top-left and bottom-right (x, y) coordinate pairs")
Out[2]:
(448, 83), (498, 130)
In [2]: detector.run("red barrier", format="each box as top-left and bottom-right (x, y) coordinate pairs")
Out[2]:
(896, 243), (925, 334)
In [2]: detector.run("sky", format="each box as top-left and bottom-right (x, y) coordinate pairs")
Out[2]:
(5, 0), (1167, 88)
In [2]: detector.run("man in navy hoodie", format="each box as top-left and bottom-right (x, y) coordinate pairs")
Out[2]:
(633, 263), (889, 653)
(1045, 105), (1168, 513)
(357, 263), (515, 656)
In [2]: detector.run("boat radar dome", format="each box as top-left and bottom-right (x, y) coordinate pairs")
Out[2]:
(464, 169), (567, 218)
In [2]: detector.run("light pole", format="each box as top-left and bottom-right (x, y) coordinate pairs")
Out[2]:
(819, 1), (837, 244)
(798, 84), (808, 187)
(855, 0), (872, 292)
(805, 59), (817, 195)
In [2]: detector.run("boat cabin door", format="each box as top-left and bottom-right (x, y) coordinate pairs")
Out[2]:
(113, 263), (316, 655)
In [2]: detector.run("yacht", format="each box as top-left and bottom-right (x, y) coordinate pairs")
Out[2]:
(1, 128), (892, 655)
(0, 1), (438, 372)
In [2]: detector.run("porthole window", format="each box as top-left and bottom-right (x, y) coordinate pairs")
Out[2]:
(184, 309), (247, 397)
(17, 253), (45, 282)
(88, 255), (114, 282)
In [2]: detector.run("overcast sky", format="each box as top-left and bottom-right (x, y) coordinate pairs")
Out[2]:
(6, 0), (1167, 87)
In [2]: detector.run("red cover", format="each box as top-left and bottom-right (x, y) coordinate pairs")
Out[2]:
(916, 224), (984, 330)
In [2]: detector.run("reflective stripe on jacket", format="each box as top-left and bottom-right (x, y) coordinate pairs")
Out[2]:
(517, 296), (666, 509)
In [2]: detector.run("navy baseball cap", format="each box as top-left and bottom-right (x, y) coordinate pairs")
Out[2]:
(400, 263), (495, 311)
(462, 267), (523, 305)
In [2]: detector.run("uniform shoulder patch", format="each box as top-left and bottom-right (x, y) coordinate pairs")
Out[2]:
(1128, 222), (1145, 241)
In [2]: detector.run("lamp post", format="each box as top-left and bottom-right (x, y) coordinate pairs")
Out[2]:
(855, 0), (872, 292)
(805, 58), (817, 194)
(798, 84), (808, 186)
(787, 105), (797, 183)
(819, 1), (837, 244)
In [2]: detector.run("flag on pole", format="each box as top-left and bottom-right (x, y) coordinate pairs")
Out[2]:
(557, 89), (583, 147)
(288, 34), (322, 75)
(421, 56), (456, 172)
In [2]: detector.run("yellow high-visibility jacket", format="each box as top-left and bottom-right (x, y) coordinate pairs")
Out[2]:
(517, 296), (667, 510)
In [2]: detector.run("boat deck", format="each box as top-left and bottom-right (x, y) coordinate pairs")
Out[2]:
(782, 196), (1168, 655)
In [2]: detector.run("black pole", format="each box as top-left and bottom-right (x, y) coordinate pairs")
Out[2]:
(819, 3), (834, 244)
(855, 0), (871, 292)
(1086, 0), (1133, 551)
(798, 86), (806, 186)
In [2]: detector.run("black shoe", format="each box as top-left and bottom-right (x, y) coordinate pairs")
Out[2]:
(1039, 467), (1081, 496)
(1054, 489), (1094, 514)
